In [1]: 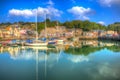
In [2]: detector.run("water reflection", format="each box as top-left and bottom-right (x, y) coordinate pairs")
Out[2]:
(0, 40), (120, 80)
(1, 40), (119, 58)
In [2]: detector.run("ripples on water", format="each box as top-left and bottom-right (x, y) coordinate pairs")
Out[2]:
(0, 41), (120, 80)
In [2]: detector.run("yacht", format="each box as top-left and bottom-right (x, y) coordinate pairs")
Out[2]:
(25, 12), (48, 47)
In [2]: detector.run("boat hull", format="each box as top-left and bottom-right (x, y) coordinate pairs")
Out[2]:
(25, 43), (48, 47)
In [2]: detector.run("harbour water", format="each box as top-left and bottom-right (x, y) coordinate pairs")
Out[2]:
(0, 40), (120, 80)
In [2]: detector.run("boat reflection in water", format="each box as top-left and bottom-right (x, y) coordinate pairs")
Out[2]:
(0, 40), (120, 80)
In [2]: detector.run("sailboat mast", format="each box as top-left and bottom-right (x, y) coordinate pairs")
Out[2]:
(45, 13), (47, 38)
(36, 11), (38, 40)
(57, 21), (58, 31)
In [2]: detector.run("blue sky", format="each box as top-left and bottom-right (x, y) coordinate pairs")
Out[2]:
(0, 0), (120, 25)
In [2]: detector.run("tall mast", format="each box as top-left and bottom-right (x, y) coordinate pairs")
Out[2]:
(45, 13), (47, 38)
(36, 11), (38, 40)
(57, 21), (58, 31)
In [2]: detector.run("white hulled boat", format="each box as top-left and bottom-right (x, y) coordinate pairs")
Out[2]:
(25, 12), (48, 47)
(25, 40), (48, 46)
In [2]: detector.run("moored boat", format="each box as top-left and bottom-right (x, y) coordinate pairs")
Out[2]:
(25, 41), (48, 46)
(24, 12), (48, 47)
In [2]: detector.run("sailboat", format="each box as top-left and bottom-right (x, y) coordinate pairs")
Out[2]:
(25, 13), (48, 47)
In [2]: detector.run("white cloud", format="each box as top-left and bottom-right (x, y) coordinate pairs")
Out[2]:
(68, 6), (93, 20)
(47, 7), (63, 17)
(9, 6), (62, 19)
(99, 0), (120, 7)
(46, 0), (54, 6)
(98, 21), (105, 25)
(9, 9), (34, 18)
